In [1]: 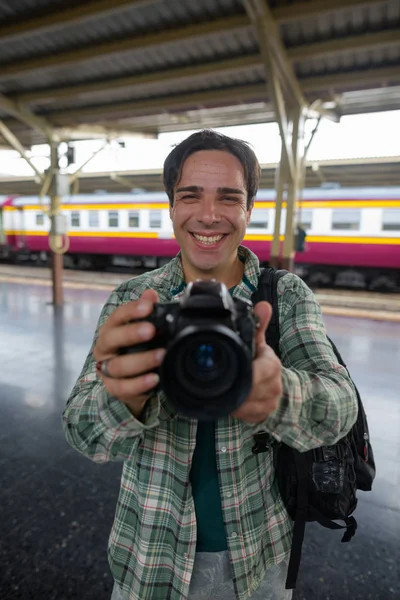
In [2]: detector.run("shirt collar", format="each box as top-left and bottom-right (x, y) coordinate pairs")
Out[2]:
(163, 245), (261, 301)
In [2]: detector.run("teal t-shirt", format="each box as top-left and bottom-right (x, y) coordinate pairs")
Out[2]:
(189, 285), (239, 551)
(189, 420), (228, 551)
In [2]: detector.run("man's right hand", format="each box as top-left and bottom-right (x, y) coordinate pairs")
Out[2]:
(93, 289), (165, 418)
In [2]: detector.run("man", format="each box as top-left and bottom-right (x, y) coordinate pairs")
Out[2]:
(63, 130), (358, 600)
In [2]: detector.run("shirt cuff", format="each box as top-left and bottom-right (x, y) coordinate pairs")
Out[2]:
(99, 387), (160, 433)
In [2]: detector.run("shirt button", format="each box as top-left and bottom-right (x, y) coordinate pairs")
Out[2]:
(226, 491), (233, 498)
(231, 532), (238, 539)
(220, 446), (227, 453)
(184, 553), (189, 559)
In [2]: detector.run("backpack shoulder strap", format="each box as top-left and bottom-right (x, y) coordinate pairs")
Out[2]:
(251, 267), (288, 356)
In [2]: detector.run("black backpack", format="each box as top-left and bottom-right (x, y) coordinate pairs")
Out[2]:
(251, 268), (376, 590)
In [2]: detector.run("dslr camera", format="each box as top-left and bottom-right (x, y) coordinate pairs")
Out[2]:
(120, 280), (259, 420)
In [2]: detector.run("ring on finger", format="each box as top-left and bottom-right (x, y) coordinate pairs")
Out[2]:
(100, 358), (112, 378)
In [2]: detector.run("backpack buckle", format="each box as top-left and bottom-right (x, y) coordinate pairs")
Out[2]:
(252, 432), (270, 454)
(313, 445), (345, 463)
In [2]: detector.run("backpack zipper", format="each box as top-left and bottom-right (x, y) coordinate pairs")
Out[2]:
(363, 432), (369, 462)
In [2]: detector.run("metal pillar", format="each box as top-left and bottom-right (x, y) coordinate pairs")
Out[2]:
(243, 0), (311, 272)
(49, 142), (64, 307)
(282, 106), (305, 271)
(270, 144), (286, 268)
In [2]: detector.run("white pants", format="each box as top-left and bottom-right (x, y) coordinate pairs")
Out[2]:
(111, 551), (293, 600)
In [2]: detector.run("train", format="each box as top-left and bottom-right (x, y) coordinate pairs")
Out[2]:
(1, 187), (399, 290)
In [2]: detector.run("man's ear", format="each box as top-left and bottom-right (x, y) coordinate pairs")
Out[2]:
(246, 199), (254, 225)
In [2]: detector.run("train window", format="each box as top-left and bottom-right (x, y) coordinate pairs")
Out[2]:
(89, 211), (99, 227)
(70, 212), (80, 227)
(331, 209), (361, 230)
(382, 209), (400, 231)
(298, 209), (313, 230)
(108, 211), (119, 228)
(36, 213), (44, 226)
(129, 211), (140, 228)
(149, 210), (162, 228)
(248, 209), (269, 228)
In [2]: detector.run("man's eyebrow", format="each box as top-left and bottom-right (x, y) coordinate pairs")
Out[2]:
(217, 187), (245, 195)
(175, 186), (204, 194)
(175, 185), (245, 195)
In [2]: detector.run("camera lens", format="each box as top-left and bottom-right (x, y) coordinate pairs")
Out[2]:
(160, 325), (253, 419)
(180, 336), (237, 392)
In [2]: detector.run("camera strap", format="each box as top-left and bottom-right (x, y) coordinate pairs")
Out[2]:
(251, 267), (288, 357)
(250, 267), (288, 456)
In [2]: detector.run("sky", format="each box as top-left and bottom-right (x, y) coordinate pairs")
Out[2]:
(0, 109), (399, 178)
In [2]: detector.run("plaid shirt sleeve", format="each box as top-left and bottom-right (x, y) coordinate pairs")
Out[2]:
(260, 273), (359, 452)
(62, 282), (161, 464)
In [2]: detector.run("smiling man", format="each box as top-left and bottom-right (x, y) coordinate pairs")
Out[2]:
(63, 130), (358, 600)
(170, 149), (252, 288)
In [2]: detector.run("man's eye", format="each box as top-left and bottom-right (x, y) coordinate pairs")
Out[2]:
(221, 197), (238, 203)
(182, 195), (197, 200)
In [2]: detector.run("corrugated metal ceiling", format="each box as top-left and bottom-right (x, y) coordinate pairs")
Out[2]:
(0, 0), (399, 144)
(282, 1), (400, 46)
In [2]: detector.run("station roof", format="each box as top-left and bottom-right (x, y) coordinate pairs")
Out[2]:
(0, 156), (399, 195)
(0, 0), (399, 148)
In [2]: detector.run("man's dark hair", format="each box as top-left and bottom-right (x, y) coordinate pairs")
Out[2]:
(163, 129), (260, 209)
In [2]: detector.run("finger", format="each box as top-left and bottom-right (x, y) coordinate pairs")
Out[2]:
(253, 301), (273, 347)
(140, 288), (159, 303)
(100, 348), (166, 379)
(102, 289), (159, 331)
(103, 371), (160, 401)
(94, 320), (157, 360)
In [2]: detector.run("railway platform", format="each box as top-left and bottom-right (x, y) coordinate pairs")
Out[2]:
(0, 278), (399, 600)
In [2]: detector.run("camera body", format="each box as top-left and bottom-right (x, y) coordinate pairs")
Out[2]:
(119, 280), (258, 420)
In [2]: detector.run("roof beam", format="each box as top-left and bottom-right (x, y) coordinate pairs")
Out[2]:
(288, 29), (400, 62)
(0, 92), (52, 137)
(0, 15), (250, 79)
(0, 0), (387, 42)
(0, 0), (156, 41)
(0, 120), (44, 181)
(244, 0), (305, 107)
(272, 0), (389, 22)
(38, 85), (270, 124)
(2, 8), (396, 80)
(39, 65), (400, 124)
(301, 66), (400, 92)
(13, 55), (262, 104)
(12, 28), (400, 107)
(52, 125), (157, 141)
(2, 67), (399, 140)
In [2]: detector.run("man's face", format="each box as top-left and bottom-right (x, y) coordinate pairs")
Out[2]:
(169, 150), (252, 274)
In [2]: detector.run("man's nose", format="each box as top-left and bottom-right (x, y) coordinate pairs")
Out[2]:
(197, 198), (220, 225)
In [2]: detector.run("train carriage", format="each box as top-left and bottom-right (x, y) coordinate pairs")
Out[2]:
(1, 188), (400, 290)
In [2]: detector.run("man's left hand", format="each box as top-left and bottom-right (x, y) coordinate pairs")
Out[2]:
(232, 301), (282, 424)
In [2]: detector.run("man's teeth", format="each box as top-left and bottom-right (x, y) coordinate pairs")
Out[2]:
(193, 234), (224, 244)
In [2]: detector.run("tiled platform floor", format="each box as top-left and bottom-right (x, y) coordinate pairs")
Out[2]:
(0, 279), (399, 600)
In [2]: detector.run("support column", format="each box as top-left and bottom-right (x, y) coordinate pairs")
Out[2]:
(282, 106), (305, 271)
(51, 252), (63, 307)
(49, 141), (64, 307)
(270, 144), (286, 268)
(243, 0), (311, 273)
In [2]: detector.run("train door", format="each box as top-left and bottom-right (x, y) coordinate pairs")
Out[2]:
(0, 207), (5, 246)
(14, 207), (26, 250)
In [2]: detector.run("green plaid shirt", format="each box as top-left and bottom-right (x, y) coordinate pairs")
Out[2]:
(63, 246), (358, 600)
